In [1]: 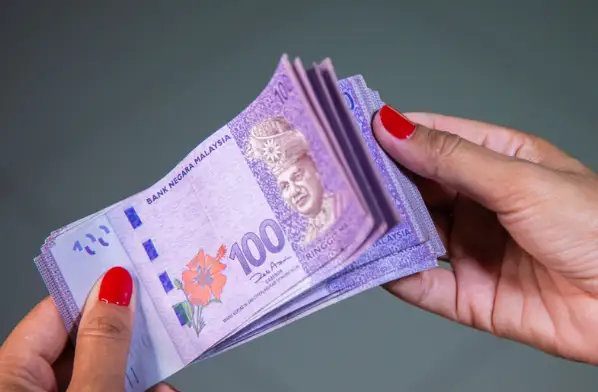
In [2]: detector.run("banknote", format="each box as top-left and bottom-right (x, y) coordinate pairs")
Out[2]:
(197, 70), (445, 359)
(34, 55), (441, 391)
(226, 60), (436, 326)
(350, 76), (444, 257)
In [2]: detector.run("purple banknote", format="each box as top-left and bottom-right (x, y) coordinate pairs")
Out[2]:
(34, 55), (441, 392)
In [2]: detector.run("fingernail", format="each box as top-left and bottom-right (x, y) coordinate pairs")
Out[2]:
(379, 104), (416, 140)
(98, 266), (133, 306)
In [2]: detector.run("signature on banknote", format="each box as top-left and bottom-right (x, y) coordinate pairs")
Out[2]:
(250, 256), (293, 284)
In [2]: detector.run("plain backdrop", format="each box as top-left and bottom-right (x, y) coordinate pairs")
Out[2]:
(1, 1), (597, 391)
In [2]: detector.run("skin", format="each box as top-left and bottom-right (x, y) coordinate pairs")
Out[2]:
(2, 111), (597, 390)
(373, 110), (598, 365)
(0, 273), (178, 391)
(277, 155), (324, 217)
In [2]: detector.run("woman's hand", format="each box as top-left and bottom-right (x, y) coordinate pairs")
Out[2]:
(373, 105), (598, 365)
(0, 267), (177, 391)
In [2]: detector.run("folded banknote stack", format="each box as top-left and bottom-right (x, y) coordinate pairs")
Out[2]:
(34, 55), (445, 391)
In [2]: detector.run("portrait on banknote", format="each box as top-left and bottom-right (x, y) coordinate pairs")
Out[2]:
(245, 116), (345, 246)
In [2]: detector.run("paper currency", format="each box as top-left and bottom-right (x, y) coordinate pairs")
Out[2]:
(34, 55), (443, 391)
(198, 70), (445, 359)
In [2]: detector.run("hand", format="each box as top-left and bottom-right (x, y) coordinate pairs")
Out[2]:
(0, 267), (178, 391)
(373, 105), (598, 365)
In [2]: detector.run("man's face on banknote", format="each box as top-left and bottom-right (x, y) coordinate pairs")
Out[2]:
(277, 155), (325, 217)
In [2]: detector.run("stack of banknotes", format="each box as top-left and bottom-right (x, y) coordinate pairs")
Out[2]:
(34, 55), (445, 391)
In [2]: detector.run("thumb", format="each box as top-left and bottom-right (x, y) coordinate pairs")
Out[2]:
(373, 104), (526, 212)
(68, 266), (135, 392)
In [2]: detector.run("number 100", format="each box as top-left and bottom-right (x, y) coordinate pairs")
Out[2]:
(229, 219), (286, 275)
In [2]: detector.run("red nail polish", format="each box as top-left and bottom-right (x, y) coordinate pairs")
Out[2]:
(379, 104), (416, 140)
(98, 267), (133, 306)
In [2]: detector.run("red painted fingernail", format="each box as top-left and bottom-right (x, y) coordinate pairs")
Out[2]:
(379, 104), (416, 140)
(98, 267), (133, 306)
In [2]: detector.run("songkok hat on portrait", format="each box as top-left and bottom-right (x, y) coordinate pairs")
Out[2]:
(246, 116), (311, 176)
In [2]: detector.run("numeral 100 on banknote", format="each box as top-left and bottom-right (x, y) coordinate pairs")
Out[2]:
(229, 219), (286, 276)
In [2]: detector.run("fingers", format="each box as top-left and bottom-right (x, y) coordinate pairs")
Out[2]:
(384, 268), (458, 322)
(410, 174), (457, 212)
(69, 266), (135, 392)
(446, 195), (507, 332)
(430, 209), (451, 256)
(0, 297), (68, 364)
(0, 297), (69, 392)
(403, 112), (590, 174)
(373, 105), (523, 212)
(52, 343), (75, 392)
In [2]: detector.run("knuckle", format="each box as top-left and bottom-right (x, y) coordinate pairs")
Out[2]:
(424, 129), (464, 178)
(78, 315), (131, 342)
(510, 161), (549, 194)
(0, 356), (42, 391)
(516, 134), (541, 161)
(490, 160), (542, 213)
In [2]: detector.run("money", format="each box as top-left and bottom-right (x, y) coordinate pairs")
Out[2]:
(34, 55), (444, 391)
(199, 70), (444, 359)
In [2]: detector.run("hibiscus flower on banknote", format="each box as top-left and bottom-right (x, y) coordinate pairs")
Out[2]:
(173, 245), (227, 336)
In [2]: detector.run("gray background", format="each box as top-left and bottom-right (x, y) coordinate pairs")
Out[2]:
(1, 0), (597, 391)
